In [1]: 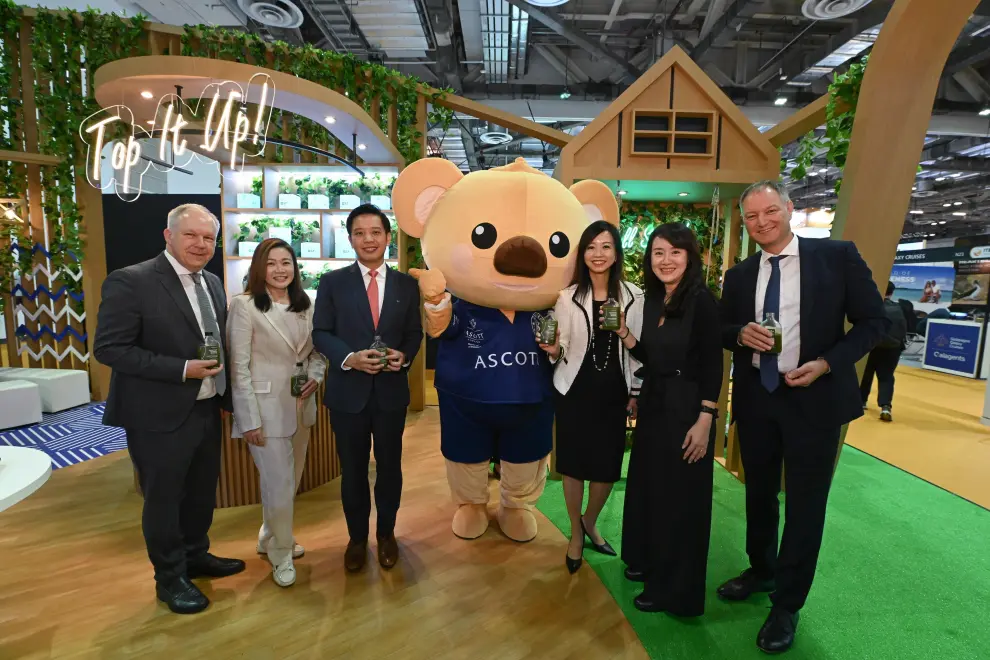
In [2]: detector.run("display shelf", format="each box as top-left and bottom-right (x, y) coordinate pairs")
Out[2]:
(629, 109), (716, 158)
(220, 162), (401, 301)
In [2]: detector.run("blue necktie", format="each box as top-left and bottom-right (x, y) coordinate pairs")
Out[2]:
(760, 256), (785, 393)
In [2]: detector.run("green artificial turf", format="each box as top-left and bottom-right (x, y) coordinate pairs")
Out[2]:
(536, 445), (990, 659)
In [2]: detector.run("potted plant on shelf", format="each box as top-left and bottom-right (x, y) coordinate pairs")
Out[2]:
(328, 178), (350, 209)
(307, 178), (331, 210)
(237, 175), (263, 208)
(369, 174), (394, 210)
(338, 177), (361, 210)
(236, 223), (258, 257)
(291, 219), (322, 258)
(278, 176), (302, 209)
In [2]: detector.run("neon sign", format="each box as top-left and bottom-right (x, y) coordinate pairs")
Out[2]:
(79, 73), (275, 202)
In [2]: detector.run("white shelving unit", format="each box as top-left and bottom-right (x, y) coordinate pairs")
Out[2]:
(220, 163), (400, 301)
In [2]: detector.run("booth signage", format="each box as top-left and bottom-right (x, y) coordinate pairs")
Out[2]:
(79, 73), (275, 202)
(894, 245), (990, 264)
(923, 320), (983, 378)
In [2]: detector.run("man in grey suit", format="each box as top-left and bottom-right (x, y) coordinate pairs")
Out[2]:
(94, 203), (244, 614)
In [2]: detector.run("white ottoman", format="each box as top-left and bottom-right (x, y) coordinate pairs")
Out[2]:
(0, 446), (52, 511)
(0, 368), (90, 413)
(0, 379), (43, 429)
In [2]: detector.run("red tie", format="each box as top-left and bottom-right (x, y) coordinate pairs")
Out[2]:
(367, 270), (380, 328)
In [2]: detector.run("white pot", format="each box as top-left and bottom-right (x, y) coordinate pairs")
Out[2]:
(238, 241), (259, 257)
(278, 194), (301, 209)
(339, 194), (361, 210)
(334, 227), (356, 259)
(264, 226), (292, 242)
(300, 242), (321, 258)
(370, 195), (391, 210)
(307, 194), (330, 210)
(236, 193), (261, 209)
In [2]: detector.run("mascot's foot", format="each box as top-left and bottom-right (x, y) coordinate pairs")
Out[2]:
(452, 503), (489, 540)
(497, 505), (538, 543)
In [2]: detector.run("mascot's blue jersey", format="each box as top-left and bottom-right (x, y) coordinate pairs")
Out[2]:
(434, 300), (553, 404)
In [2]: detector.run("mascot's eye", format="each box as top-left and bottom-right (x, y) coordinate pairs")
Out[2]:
(471, 222), (498, 249)
(549, 232), (570, 258)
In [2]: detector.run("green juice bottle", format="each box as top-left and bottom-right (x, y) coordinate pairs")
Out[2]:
(761, 312), (783, 354)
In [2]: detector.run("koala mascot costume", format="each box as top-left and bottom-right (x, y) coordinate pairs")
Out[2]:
(392, 157), (619, 542)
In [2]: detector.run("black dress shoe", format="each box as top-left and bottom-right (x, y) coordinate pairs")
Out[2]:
(156, 576), (209, 614)
(624, 567), (645, 582)
(580, 518), (617, 557)
(717, 569), (775, 601)
(187, 554), (246, 579)
(565, 552), (583, 574)
(757, 608), (799, 654)
(633, 593), (663, 613)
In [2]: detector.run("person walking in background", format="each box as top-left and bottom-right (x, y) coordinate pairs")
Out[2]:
(718, 180), (887, 653)
(610, 222), (722, 616)
(228, 238), (327, 587)
(860, 281), (907, 422)
(538, 220), (644, 574)
(93, 203), (244, 614)
(312, 204), (423, 573)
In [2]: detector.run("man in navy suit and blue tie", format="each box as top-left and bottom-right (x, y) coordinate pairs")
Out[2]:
(718, 181), (888, 653)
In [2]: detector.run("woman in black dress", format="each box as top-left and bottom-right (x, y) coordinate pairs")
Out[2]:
(609, 222), (723, 616)
(538, 221), (644, 573)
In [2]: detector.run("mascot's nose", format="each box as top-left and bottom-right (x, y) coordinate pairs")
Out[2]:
(494, 236), (548, 278)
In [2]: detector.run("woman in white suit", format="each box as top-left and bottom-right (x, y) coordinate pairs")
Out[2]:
(228, 238), (327, 587)
(538, 220), (644, 573)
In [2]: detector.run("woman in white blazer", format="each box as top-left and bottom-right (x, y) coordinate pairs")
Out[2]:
(537, 220), (644, 574)
(228, 238), (327, 587)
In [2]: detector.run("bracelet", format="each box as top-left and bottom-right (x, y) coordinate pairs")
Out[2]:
(619, 329), (630, 339)
(700, 405), (719, 418)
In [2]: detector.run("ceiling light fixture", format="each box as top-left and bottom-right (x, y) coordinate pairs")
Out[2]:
(909, 209), (924, 214)
(943, 203), (952, 207)
(939, 220), (947, 224)
(325, 116), (336, 124)
(617, 189), (627, 196)
(780, 75), (788, 81)
(980, 108), (990, 117)
(954, 201), (963, 205)
(930, 222), (938, 226)
(935, 177), (946, 182)
(678, 191), (689, 197)
(774, 97), (788, 106)
(146, 120), (154, 125)
(140, 90), (153, 99)
(953, 212), (967, 216)
(560, 89), (571, 100)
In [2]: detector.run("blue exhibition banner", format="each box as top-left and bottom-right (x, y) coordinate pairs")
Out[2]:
(924, 320), (983, 377)
(890, 264), (955, 304)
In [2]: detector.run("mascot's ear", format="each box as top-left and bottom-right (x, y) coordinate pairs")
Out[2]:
(392, 158), (464, 238)
(569, 180), (620, 227)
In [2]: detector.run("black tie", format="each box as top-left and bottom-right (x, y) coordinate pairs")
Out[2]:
(760, 256), (785, 392)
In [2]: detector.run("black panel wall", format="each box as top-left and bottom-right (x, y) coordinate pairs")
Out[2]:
(102, 194), (224, 280)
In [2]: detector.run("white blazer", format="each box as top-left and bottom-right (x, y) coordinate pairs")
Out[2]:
(227, 294), (328, 438)
(551, 281), (645, 397)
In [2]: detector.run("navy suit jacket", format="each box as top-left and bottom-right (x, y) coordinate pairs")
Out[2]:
(312, 262), (423, 414)
(720, 237), (889, 428)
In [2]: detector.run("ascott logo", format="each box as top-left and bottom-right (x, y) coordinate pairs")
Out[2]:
(475, 352), (541, 369)
(970, 246), (990, 259)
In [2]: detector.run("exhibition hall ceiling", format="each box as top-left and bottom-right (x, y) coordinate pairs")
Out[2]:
(16, 0), (990, 240)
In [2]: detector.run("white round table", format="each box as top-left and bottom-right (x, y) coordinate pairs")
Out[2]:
(0, 447), (52, 512)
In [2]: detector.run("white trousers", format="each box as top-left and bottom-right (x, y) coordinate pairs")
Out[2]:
(249, 408), (310, 565)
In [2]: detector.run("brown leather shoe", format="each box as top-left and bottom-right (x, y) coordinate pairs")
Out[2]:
(344, 540), (367, 572)
(377, 534), (399, 570)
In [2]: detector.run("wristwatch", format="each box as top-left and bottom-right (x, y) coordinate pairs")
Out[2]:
(700, 405), (719, 418)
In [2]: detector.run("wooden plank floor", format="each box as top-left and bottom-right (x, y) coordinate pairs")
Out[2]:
(0, 407), (647, 660)
(846, 364), (990, 510)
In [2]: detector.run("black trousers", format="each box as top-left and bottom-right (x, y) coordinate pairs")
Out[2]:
(736, 385), (840, 613)
(126, 397), (222, 583)
(860, 347), (901, 408)
(331, 396), (406, 541)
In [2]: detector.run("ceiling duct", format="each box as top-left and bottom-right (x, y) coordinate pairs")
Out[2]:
(801, 0), (874, 20)
(313, 0), (434, 58)
(237, 0), (305, 27)
(482, 0), (530, 84)
(912, 179), (937, 198)
(784, 25), (880, 87)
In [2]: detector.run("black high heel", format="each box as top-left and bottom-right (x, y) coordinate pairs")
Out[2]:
(581, 518), (617, 556)
(565, 552), (583, 574)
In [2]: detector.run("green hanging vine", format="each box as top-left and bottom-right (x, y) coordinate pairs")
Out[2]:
(784, 55), (869, 195)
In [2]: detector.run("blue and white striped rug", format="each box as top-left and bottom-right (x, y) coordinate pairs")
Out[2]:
(0, 403), (126, 469)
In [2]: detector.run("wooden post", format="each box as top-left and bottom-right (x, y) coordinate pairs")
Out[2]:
(831, 0), (980, 467)
(404, 94), (429, 412)
(78, 174), (110, 400)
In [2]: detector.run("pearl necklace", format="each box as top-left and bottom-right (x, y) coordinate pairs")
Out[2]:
(591, 303), (613, 372)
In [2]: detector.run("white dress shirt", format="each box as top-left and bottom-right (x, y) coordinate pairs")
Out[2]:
(163, 249), (219, 399)
(753, 235), (801, 373)
(341, 261), (388, 370)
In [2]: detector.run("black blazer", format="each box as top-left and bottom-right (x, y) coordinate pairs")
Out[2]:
(720, 238), (888, 428)
(93, 252), (232, 433)
(312, 263), (423, 414)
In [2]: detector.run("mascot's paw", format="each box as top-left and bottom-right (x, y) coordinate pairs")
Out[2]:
(452, 503), (489, 540)
(497, 505), (537, 543)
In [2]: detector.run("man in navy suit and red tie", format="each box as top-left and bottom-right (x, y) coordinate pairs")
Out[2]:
(312, 204), (423, 573)
(718, 181), (888, 653)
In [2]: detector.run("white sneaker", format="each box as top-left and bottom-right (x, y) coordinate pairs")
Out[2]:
(272, 558), (296, 587)
(257, 539), (305, 559)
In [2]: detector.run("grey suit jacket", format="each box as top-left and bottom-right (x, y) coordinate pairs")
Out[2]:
(94, 252), (232, 433)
